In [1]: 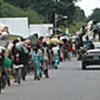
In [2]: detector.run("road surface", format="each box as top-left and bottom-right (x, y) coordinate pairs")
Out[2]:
(1, 58), (100, 100)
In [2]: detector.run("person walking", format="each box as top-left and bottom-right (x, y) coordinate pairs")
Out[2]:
(19, 48), (28, 81)
(61, 43), (67, 61)
(52, 43), (60, 69)
(13, 48), (23, 84)
(43, 43), (49, 78)
(0, 49), (11, 90)
(31, 48), (42, 80)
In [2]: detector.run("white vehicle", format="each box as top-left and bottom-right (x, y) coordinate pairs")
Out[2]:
(82, 42), (100, 69)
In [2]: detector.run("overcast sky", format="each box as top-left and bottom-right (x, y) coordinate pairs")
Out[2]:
(76, 0), (100, 17)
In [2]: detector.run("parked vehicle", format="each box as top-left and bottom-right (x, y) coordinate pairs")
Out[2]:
(82, 42), (100, 70)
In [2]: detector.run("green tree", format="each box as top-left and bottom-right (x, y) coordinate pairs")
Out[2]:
(74, 6), (87, 22)
(0, 0), (3, 16)
(30, 0), (76, 24)
(4, 0), (31, 9)
(63, 6), (87, 33)
(88, 8), (100, 21)
(0, 0), (3, 5)
(3, 0), (83, 26)
(0, 3), (45, 24)
(69, 21), (86, 33)
(4, 0), (78, 24)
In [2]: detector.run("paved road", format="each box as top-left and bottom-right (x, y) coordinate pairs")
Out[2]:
(1, 58), (100, 100)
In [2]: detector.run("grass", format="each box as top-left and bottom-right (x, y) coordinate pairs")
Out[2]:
(9, 34), (22, 40)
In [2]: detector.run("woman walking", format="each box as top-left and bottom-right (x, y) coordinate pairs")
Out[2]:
(31, 48), (42, 80)
(13, 48), (23, 84)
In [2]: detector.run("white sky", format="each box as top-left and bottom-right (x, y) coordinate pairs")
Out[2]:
(76, 0), (100, 17)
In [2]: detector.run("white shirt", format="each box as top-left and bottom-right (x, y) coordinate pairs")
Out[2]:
(52, 46), (59, 54)
(43, 48), (48, 60)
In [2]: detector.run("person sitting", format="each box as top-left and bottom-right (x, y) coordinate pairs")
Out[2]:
(77, 36), (94, 60)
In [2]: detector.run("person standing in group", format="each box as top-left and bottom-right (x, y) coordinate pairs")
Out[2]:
(31, 48), (42, 80)
(43, 42), (49, 78)
(61, 43), (67, 61)
(38, 45), (44, 78)
(0, 49), (11, 90)
(66, 40), (72, 60)
(52, 43), (60, 69)
(0, 54), (5, 93)
(19, 47), (28, 81)
(13, 48), (23, 84)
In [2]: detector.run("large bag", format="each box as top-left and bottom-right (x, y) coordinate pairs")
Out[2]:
(3, 57), (12, 68)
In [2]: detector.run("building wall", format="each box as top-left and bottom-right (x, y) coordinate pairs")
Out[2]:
(0, 17), (29, 38)
(29, 24), (53, 37)
(0, 18), (53, 38)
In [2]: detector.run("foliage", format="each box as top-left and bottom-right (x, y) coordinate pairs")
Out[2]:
(0, 3), (45, 24)
(0, 0), (3, 15)
(1, 0), (86, 30)
(0, 3), (25, 17)
(61, 6), (87, 33)
(2, 0), (84, 26)
(88, 8), (100, 21)
(4, 0), (77, 24)
(0, 0), (3, 5)
(74, 6), (87, 22)
(25, 10), (44, 24)
(69, 21), (86, 33)
(30, 0), (76, 24)
(9, 34), (22, 40)
(4, 0), (31, 9)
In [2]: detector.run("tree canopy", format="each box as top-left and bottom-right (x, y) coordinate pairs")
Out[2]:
(0, 1), (45, 24)
(4, 0), (80, 23)
(0, 0), (3, 5)
(88, 8), (100, 22)
(0, 0), (87, 33)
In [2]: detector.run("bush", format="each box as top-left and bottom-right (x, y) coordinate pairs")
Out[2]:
(0, 0), (3, 5)
(25, 10), (44, 24)
(0, 3), (45, 24)
(9, 34), (22, 40)
(69, 21), (86, 33)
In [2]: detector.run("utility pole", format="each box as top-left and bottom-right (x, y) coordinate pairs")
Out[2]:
(54, 14), (67, 34)
(54, 1), (73, 34)
(54, 0), (60, 34)
(55, 14), (58, 34)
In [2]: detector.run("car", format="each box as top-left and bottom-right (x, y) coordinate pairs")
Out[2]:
(82, 42), (100, 70)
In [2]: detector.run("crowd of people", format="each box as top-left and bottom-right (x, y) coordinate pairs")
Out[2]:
(1, 20), (100, 93)
(0, 32), (80, 93)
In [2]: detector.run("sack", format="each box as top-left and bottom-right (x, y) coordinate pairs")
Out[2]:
(15, 43), (22, 51)
(3, 57), (12, 68)
(25, 39), (31, 45)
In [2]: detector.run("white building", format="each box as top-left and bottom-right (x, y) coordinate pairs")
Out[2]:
(29, 24), (53, 37)
(0, 17), (53, 38)
(0, 17), (29, 38)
